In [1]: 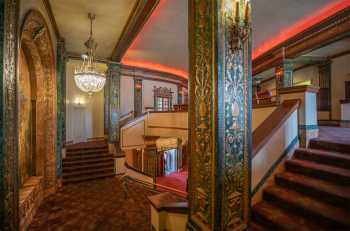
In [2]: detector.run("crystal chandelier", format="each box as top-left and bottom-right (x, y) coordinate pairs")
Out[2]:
(74, 13), (106, 95)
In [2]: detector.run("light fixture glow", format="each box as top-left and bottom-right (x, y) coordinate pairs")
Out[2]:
(74, 13), (106, 95)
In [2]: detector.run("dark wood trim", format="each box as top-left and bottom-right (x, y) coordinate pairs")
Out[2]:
(121, 73), (188, 89)
(66, 52), (111, 63)
(148, 125), (188, 131)
(125, 162), (153, 177)
(121, 64), (188, 87)
(340, 99), (350, 104)
(253, 7), (350, 75)
(279, 85), (319, 94)
(253, 100), (300, 156)
(328, 48), (350, 60)
(42, 0), (61, 39)
(110, 0), (160, 61)
(253, 101), (280, 109)
(67, 53), (188, 88)
(148, 193), (188, 214)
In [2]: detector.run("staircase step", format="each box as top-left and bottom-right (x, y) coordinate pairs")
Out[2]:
(309, 139), (350, 155)
(66, 148), (108, 156)
(62, 157), (114, 167)
(62, 167), (114, 178)
(62, 172), (115, 184)
(248, 222), (271, 231)
(252, 202), (326, 231)
(285, 159), (350, 185)
(64, 153), (113, 161)
(62, 161), (114, 172)
(294, 148), (350, 169)
(263, 185), (350, 229)
(275, 172), (350, 209)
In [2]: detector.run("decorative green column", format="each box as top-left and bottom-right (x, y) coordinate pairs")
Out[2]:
(134, 78), (143, 117)
(275, 59), (293, 91)
(177, 85), (183, 105)
(188, 0), (251, 230)
(56, 39), (66, 178)
(0, 0), (20, 230)
(105, 63), (121, 153)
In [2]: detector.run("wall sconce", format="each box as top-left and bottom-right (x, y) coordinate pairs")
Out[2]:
(74, 97), (85, 106)
(227, 0), (250, 52)
(135, 82), (142, 90)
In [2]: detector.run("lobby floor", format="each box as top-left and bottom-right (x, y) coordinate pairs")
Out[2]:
(28, 177), (155, 231)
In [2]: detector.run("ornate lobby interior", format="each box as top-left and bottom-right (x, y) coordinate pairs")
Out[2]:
(1, 0), (350, 230)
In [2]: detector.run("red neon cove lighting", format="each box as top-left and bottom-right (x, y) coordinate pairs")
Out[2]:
(122, 58), (188, 79)
(123, 0), (350, 76)
(253, 0), (350, 59)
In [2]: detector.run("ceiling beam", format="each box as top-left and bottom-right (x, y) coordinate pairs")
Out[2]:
(328, 48), (350, 59)
(253, 7), (350, 76)
(110, 0), (160, 62)
(42, 0), (61, 40)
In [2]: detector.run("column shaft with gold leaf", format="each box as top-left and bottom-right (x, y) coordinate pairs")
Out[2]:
(188, 0), (252, 230)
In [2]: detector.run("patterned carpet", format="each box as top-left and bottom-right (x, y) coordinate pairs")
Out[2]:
(319, 126), (350, 144)
(28, 176), (156, 231)
(156, 168), (188, 193)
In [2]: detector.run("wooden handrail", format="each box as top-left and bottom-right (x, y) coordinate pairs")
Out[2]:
(253, 99), (300, 156)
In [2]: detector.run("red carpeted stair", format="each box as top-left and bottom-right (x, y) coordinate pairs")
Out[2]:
(251, 138), (350, 231)
(62, 140), (115, 184)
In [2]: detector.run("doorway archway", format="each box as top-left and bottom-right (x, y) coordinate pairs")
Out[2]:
(19, 10), (57, 193)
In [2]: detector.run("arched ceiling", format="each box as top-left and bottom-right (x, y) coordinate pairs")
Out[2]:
(122, 0), (350, 78)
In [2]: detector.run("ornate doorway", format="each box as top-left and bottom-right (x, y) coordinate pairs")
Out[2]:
(19, 10), (57, 192)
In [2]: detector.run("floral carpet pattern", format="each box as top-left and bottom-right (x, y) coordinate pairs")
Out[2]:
(28, 176), (156, 231)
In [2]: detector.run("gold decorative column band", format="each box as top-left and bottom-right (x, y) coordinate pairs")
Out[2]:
(188, 0), (251, 230)
(0, 0), (20, 229)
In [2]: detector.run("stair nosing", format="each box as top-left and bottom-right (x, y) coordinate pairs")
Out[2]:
(62, 173), (115, 183)
(62, 167), (115, 177)
(264, 185), (350, 227)
(253, 201), (326, 231)
(286, 159), (350, 178)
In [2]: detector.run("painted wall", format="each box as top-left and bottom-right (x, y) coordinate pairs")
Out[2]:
(120, 75), (134, 116)
(252, 106), (277, 131)
(65, 60), (106, 142)
(252, 110), (298, 204)
(293, 65), (319, 87)
(288, 54), (350, 120)
(331, 54), (350, 120)
(260, 79), (276, 96)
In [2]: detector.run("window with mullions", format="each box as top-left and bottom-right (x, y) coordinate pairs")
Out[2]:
(153, 86), (173, 111)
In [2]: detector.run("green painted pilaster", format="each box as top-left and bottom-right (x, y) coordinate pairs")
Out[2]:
(188, 0), (251, 230)
(0, 0), (20, 230)
(134, 78), (142, 117)
(276, 59), (293, 91)
(177, 85), (183, 105)
(56, 39), (65, 177)
(106, 64), (121, 149)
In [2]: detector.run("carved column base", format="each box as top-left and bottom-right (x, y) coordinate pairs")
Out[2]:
(108, 143), (117, 155)
(299, 125), (319, 148)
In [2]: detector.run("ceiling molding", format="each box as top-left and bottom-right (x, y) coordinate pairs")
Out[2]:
(42, 0), (61, 40)
(328, 48), (350, 60)
(253, 6), (350, 76)
(121, 64), (188, 86)
(110, 0), (160, 61)
(66, 52), (112, 64)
